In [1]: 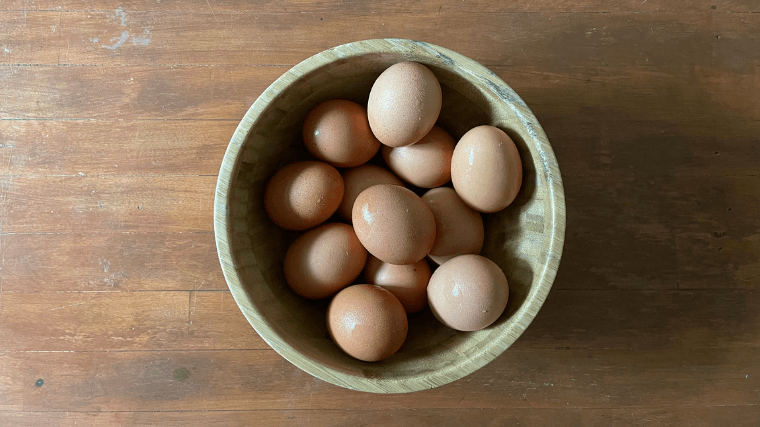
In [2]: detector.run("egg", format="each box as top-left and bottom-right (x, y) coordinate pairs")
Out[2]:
(427, 255), (509, 331)
(422, 187), (484, 262)
(327, 284), (408, 362)
(381, 126), (455, 188)
(264, 160), (344, 231)
(352, 184), (436, 265)
(283, 223), (367, 300)
(367, 62), (442, 147)
(302, 99), (381, 167)
(451, 125), (523, 213)
(364, 255), (431, 313)
(337, 164), (405, 222)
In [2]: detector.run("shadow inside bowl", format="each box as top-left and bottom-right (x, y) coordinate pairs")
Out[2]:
(221, 40), (562, 392)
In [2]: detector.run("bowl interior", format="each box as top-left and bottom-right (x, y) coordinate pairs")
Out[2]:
(218, 40), (564, 393)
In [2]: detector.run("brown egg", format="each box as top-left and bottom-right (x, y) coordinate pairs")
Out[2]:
(327, 284), (408, 362)
(264, 161), (344, 231)
(427, 255), (509, 331)
(367, 62), (442, 147)
(302, 99), (381, 168)
(364, 255), (431, 313)
(451, 125), (523, 213)
(337, 164), (405, 222)
(422, 187), (484, 260)
(352, 184), (436, 265)
(381, 126), (455, 188)
(283, 223), (367, 300)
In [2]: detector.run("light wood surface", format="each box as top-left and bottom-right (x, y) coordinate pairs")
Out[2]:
(1, 0), (759, 423)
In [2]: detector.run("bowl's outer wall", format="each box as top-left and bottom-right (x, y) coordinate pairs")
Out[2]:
(215, 39), (566, 393)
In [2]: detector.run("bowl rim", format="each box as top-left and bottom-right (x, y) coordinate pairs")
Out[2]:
(214, 38), (566, 393)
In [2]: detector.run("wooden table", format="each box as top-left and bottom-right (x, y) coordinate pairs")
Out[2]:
(1, 1), (758, 425)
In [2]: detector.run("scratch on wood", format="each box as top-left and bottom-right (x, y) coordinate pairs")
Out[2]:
(206, 0), (220, 23)
(188, 291), (193, 322)
(49, 302), (85, 311)
(521, 48), (534, 66)
(55, 9), (64, 65)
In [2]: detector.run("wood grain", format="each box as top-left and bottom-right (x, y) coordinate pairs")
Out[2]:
(2, 65), (759, 124)
(0, 232), (226, 292)
(2, 407), (759, 427)
(0, 120), (234, 176)
(0, 12), (757, 67)
(1, 176), (214, 233)
(0, 66), (276, 120)
(558, 174), (760, 290)
(520, 289), (760, 350)
(1, 288), (757, 352)
(2, 347), (759, 412)
(1, 0), (758, 13)
(0, 291), (265, 351)
(2, 66), (757, 168)
(1, 0), (759, 422)
(2, 170), (756, 290)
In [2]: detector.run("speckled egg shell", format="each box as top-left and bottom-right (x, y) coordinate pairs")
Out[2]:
(283, 223), (367, 300)
(427, 254), (509, 331)
(352, 184), (436, 265)
(264, 161), (344, 231)
(422, 187), (484, 259)
(364, 255), (431, 313)
(327, 284), (408, 362)
(302, 99), (381, 168)
(381, 126), (455, 188)
(367, 62), (442, 148)
(337, 164), (405, 222)
(451, 125), (523, 213)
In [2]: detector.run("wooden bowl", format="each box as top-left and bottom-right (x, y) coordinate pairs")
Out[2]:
(215, 39), (565, 393)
